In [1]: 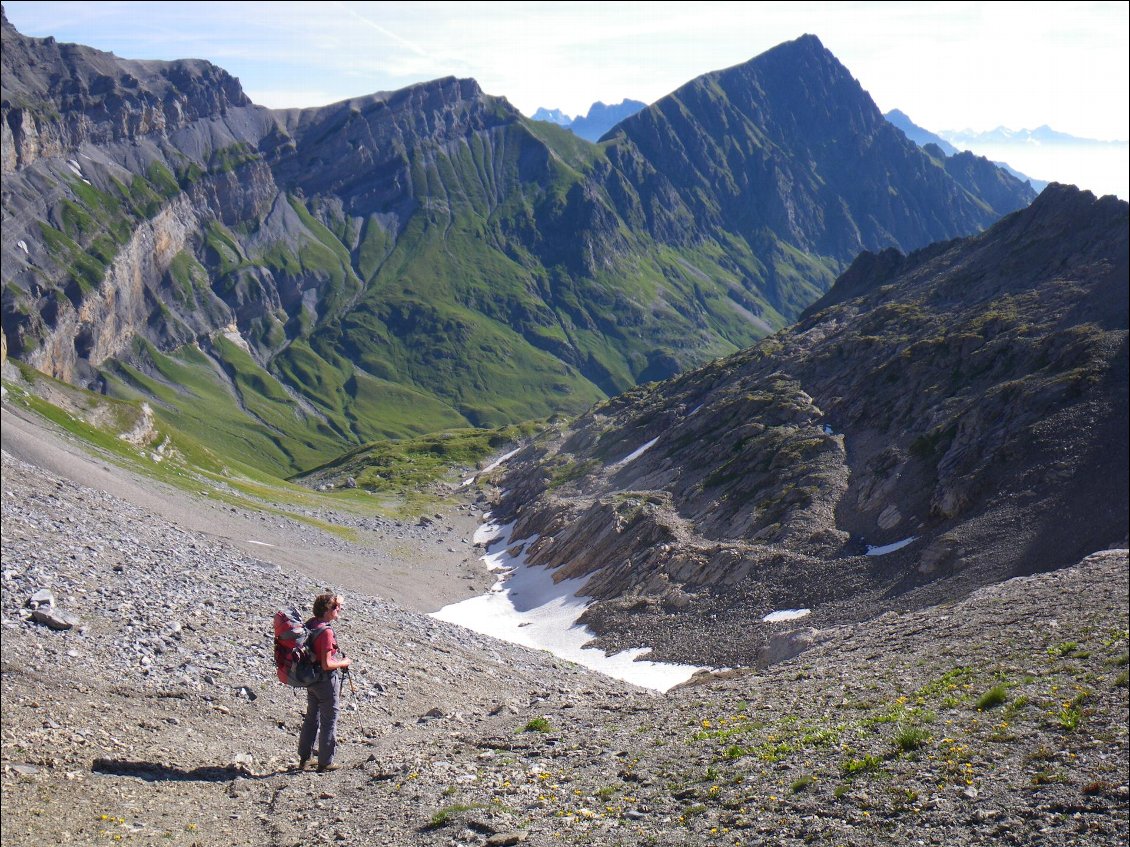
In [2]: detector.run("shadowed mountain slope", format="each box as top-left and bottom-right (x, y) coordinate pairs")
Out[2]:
(601, 35), (1034, 316)
(489, 184), (1128, 666)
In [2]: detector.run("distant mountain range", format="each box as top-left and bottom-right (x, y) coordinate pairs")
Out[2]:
(885, 109), (1130, 199)
(1, 13), (1034, 475)
(531, 99), (647, 141)
(884, 109), (961, 156)
(942, 125), (1128, 147)
(885, 109), (1048, 192)
(530, 106), (572, 126)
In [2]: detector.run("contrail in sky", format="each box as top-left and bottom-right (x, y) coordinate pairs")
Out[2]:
(330, 1), (429, 56)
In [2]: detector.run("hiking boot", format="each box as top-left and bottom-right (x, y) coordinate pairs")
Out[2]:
(297, 758), (309, 771)
(316, 763), (341, 773)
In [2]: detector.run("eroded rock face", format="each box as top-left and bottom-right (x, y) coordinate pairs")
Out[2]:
(492, 185), (1129, 667)
(26, 195), (200, 382)
(1, 13), (250, 175)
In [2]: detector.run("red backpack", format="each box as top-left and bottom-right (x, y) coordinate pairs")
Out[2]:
(272, 608), (327, 687)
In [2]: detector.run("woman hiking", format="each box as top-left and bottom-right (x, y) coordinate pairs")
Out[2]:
(298, 592), (352, 773)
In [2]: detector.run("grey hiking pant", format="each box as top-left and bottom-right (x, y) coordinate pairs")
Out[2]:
(298, 672), (340, 767)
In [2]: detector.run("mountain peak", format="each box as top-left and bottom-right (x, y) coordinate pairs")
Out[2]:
(531, 106), (572, 125)
(768, 32), (827, 53)
(746, 32), (840, 70)
(566, 98), (646, 141)
(1005, 180), (1127, 225)
(604, 35), (1034, 269)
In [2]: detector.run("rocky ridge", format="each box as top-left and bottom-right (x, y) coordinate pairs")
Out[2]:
(487, 184), (1128, 667)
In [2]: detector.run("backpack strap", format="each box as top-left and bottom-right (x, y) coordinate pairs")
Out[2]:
(306, 622), (331, 665)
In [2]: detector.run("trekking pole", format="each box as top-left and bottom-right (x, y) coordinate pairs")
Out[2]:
(343, 666), (372, 739)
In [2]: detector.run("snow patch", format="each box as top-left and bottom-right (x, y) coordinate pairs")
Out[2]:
(246, 540), (274, 547)
(66, 159), (91, 184)
(612, 436), (660, 468)
(866, 536), (917, 556)
(472, 516), (509, 546)
(461, 448), (521, 487)
(762, 608), (811, 622)
(435, 519), (708, 692)
(17, 240), (28, 255)
(480, 448), (520, 475)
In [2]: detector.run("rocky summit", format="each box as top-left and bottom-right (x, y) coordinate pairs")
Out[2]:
(2, 14), (1033, 475)
(489, 184), (1128, 668)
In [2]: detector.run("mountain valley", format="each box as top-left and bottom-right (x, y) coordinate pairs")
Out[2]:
(1, 406), (1126, 846)
(1, 8), (1127, 846)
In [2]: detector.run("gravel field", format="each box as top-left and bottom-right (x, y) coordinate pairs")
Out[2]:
(2, 402), (1127, 846)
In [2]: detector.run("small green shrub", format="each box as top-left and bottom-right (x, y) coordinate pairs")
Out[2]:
(894, 724), (929, 753)
(841, 754), (882, 777)
(520, 717), (551, 733)
(1054, 705), (1083, 732)
(1031, 769), (1068, 786)
(976, 684), (1008, 710)
(790, 774), (814, 793)
(1047, 641), (1079, 658)
(426, 803), (485, 830)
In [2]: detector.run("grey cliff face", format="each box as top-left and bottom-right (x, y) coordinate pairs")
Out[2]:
(1, 9), (251, 175)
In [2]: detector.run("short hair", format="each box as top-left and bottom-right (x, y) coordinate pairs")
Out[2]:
(313, 593), (339, 617)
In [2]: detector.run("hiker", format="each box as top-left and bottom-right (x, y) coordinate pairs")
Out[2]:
(298, 592), (352, 772)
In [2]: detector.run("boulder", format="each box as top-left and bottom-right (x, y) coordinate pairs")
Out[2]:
(31, 608), (81, 630)
(756, 627), (820, 668)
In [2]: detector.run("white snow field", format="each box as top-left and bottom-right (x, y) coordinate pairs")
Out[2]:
(762, 608), (811, 622)
(865, 536), (917, 556)
(612, 436), (660, 468)
(434, 517), (708, 691)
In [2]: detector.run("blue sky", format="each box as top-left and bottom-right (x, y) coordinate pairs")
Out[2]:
(5, 1), (1128, 142)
